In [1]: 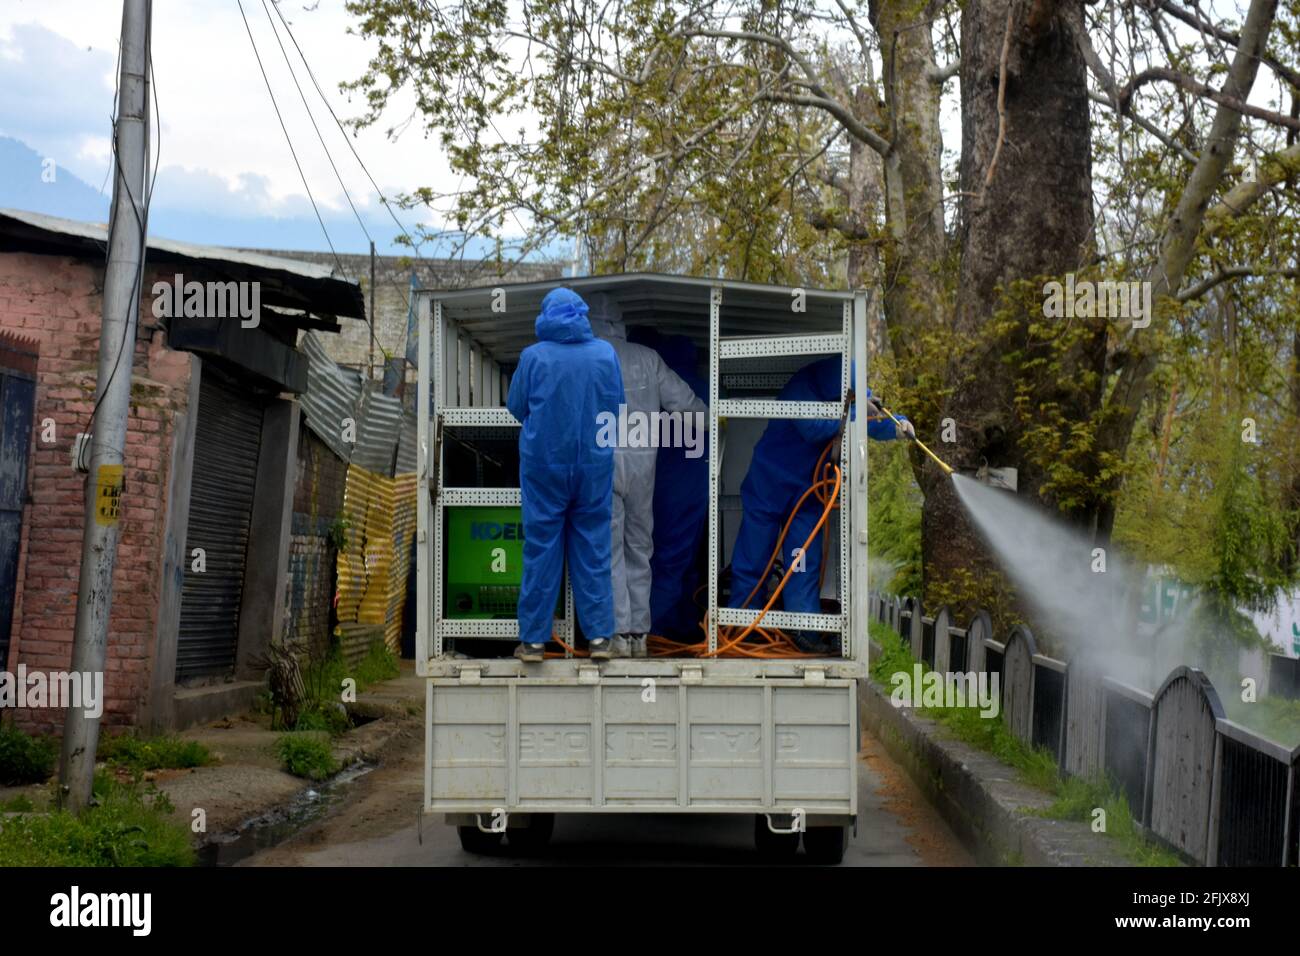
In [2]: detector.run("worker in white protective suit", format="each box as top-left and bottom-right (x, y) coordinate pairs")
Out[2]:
(588, 292), (707, 658)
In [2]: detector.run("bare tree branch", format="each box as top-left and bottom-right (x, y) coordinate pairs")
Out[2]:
(1176, 265), (1300, 301)
(676, 27), (893, 155)
(1116, 66), (1300, 131)
(1141, 0), (1300, 91)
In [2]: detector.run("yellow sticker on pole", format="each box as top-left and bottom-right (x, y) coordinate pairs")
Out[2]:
(95, 464), (124, 526)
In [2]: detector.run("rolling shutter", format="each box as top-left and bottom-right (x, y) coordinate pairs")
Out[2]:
(176, 372), (264, 679)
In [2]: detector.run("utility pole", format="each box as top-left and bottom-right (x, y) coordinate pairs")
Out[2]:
(61, 0), (151, 812)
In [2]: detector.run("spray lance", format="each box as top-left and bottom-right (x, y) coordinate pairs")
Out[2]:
(868, 397), (955, 476)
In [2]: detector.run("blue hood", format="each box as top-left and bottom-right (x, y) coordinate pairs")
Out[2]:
(535, 288), (593, 343)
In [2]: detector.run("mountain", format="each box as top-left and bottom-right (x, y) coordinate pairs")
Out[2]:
(0, 135), (110, 224)
(0, 134), (557, 261)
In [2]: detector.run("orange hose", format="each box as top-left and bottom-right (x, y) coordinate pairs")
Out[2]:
(535, 438), (846, 661)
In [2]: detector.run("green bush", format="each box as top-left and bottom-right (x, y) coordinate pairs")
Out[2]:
(0, 794), (35, 813)
(276, 733), (338, 781)
(0, 777), (193, 867)
(98, 733), (212, 773)
(0, 725), (58, 785)
(293, 702), (350, 735)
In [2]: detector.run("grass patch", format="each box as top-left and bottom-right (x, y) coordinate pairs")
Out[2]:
(1, 794), (35, 813)
(279, 639), (401, 732)
(867, 620), (1181, 866)
(276, 733), (338, 781)
(292, 703), (351, 735)
(0, 775), (193, 866)
(0, 725), (58, 785)
(355, 641), (400, 687)
(98, 733), (213, 774)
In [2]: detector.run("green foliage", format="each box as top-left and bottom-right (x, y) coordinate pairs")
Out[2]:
(290, 639), (400, 733)
(98, 733), (213, 774)
(866, 439), (923, 597)
(340, 0), (1300, 663)
(276, 733), (339, 782)
(355, 641), (401, 687)
(327, 516), (351, 552)
(1223, 694), (1300, 749)
(0, 794), (35, 813)
(0, 725), (58, 785)
(0, 777), (194, 867)
(293, 702), (351, 735)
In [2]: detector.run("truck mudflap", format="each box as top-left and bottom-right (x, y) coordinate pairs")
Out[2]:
(423, 673), (858, 816)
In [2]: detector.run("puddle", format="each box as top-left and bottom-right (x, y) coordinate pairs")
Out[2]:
(197, 760), (376, 866)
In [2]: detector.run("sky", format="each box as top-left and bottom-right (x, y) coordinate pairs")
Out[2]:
(0, 0), (458, 256)
(0, 0), (1274, 261)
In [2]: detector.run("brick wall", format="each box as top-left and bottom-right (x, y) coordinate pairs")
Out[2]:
(286, 424), (348, 657)
(0, 251), (192, 732)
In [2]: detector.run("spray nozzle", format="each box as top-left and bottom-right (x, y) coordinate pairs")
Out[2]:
(876, 402), (954, 476)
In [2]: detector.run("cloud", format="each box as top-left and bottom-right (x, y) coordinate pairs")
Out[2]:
(0, 23), (115, 174)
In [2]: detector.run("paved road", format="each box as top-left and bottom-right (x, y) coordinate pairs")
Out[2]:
(245, 723), (971, 867)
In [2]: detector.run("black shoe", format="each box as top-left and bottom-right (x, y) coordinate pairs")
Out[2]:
(793, 632), (839, 656)
(514, 643), (545, 663)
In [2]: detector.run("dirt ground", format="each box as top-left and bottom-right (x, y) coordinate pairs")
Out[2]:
(858, 731), (974, 866)
(246, 715), (973, 867)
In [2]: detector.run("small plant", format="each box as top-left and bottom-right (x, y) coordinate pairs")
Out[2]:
(355, 640), (400, 687)
(98, 733), (212, 774)
(0, 725), (58, 785)
(293, 701), (351, 735)
(276, 733), (338, 781)
(327, 515), (351, 552)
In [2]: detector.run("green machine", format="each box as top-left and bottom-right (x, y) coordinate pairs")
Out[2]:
(445, 506), (526, 618)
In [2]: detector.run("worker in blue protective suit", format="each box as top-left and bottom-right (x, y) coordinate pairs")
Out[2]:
(506, 288), (625, 663)
(588, 293), (707, 658)
(727, 356), (914, 654)
(627, 328), (709, 640)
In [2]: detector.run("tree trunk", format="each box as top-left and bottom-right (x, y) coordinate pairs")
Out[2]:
(923, 0), (1098, 616)
(869, 0), (950, 400)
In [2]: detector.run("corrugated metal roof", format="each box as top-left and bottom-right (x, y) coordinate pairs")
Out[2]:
(0, 207), (366, 320)
(352, 387), (403, 474)
(396, 407), (418, 475)
(301, 332), (363, 461)
(423, 272), (852, 362)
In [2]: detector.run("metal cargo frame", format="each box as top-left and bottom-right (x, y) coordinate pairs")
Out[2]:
(416, 274), (872, 825)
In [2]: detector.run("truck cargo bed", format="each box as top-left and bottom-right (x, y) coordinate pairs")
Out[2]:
(425, 665), (860, 816)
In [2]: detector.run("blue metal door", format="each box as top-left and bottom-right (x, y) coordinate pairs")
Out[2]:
(0, 335), (38, 668)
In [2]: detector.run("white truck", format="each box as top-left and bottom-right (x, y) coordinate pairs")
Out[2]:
(416, 274), (872, 863)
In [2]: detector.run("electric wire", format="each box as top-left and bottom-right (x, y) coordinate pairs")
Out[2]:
(236, 0), (349, 280)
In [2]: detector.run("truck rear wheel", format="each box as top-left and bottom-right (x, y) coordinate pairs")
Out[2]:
(507, 813), (555, 852)
(802, 825), (847, 864)
(457, 825), (504, 855)
(754, 815), (800, 858)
